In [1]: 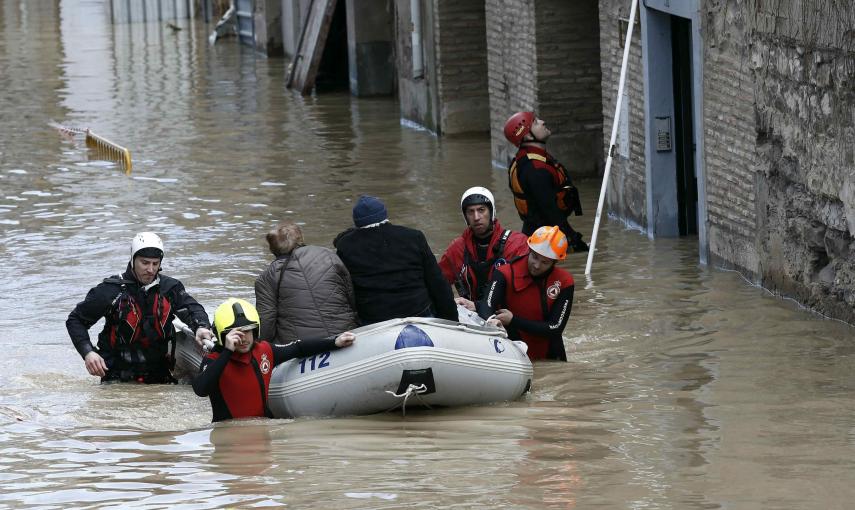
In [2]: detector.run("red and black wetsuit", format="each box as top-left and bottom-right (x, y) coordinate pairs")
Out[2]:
(438, 220), (529, 301)
(66, 267), (210, 383)
(508, 144), (582, 240)
(477, 256), (574, 361)
(192, 337), (339, 422)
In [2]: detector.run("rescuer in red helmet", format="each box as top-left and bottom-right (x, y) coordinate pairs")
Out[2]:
(503, 111), (588, 253)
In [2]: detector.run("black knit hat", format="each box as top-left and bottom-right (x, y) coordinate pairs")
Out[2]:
(352, 195), (388, 227)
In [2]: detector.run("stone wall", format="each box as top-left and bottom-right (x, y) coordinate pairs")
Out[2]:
(486, 0), (604, 176)
(280, 0), (312, 60)
(746, 0), (855, 321)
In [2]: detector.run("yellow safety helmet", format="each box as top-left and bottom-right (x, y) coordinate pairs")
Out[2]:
(212, 298), (260, 344)
(527, 226), (568, 261)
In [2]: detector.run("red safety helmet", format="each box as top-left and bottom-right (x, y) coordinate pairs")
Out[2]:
(503, 111), (535, 146)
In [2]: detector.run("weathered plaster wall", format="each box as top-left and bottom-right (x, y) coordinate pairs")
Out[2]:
(395, 0), (440, 132)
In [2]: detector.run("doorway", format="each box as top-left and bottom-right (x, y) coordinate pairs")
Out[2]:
(641, 0), (707, 261)
(671, 15), (697, 236)
(314, 0), (349, 91)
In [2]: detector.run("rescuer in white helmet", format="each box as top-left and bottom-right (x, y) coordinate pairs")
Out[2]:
(66, 232), (214, 383)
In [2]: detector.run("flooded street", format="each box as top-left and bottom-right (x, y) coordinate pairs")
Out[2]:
(2, 1), (855, 508)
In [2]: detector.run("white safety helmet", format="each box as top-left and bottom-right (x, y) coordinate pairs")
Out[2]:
(130, 232), (164, 264)
(460, 186), (496, 225)
(527, 226), (568, 261)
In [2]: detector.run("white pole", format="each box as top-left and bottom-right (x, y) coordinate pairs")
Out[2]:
(585, 0), (639, 276)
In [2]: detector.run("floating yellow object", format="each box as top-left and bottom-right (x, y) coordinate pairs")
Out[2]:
(85, 129), (132, 174)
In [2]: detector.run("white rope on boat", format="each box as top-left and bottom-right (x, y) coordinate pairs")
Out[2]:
(385, 383), (430, 417)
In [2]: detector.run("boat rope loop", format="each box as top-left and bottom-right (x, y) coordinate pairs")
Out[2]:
(385, 383), (431, 417)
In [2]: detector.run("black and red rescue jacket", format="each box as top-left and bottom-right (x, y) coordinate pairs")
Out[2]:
(508, 145), (582, 238)
(66, 267), (210, 383)
(478, 256), (574, 361)
(438, 220), (529, 301)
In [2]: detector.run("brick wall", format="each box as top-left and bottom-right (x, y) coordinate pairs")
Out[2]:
(485, 0), (603, 176)
(536, 2), (604, 177)
(433, 0), (490, 134)
(598, 0), (646, 227)
(486, 0), (538, 166)
(702, 0), (761, 275)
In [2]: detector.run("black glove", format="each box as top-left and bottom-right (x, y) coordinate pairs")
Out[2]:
(569, 231), (589, 253)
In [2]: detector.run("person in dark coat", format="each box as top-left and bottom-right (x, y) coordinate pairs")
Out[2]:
(334, 195), (458, 325)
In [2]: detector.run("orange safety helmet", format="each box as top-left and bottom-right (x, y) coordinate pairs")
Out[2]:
(527, 226), (568, 261)
(503, 111), (535, 146)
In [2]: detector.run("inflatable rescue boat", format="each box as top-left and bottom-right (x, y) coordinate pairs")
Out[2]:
(173, 310), (533, 418)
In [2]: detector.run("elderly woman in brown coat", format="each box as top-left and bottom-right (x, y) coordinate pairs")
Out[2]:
(255, 222), (359, 344)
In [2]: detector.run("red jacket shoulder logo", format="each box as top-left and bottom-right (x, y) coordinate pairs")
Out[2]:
(546, 281), (561, 300)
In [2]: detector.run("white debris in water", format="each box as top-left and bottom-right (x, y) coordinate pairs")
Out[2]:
(207, 210), (225, 216)
(8, 169), (27, 174)
(345, 493), (398, 501)
(0, 219), (20, 225)
(75, 160), (115, 168)
(182, 213), (200, 219)
(400, 118), (437, 136)
(246, 203), (268, 208)
(22, 191), (53, 197)
(133, 176), (179, 183)
(5, 196), (27, 201)
(260, 181), (287, 187)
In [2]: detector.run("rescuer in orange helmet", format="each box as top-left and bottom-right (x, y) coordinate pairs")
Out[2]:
(477, 226), (575, 361)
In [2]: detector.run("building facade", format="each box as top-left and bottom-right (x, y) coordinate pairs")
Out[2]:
(599, 0), (855, 322)
(257, 0), (855, 322)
